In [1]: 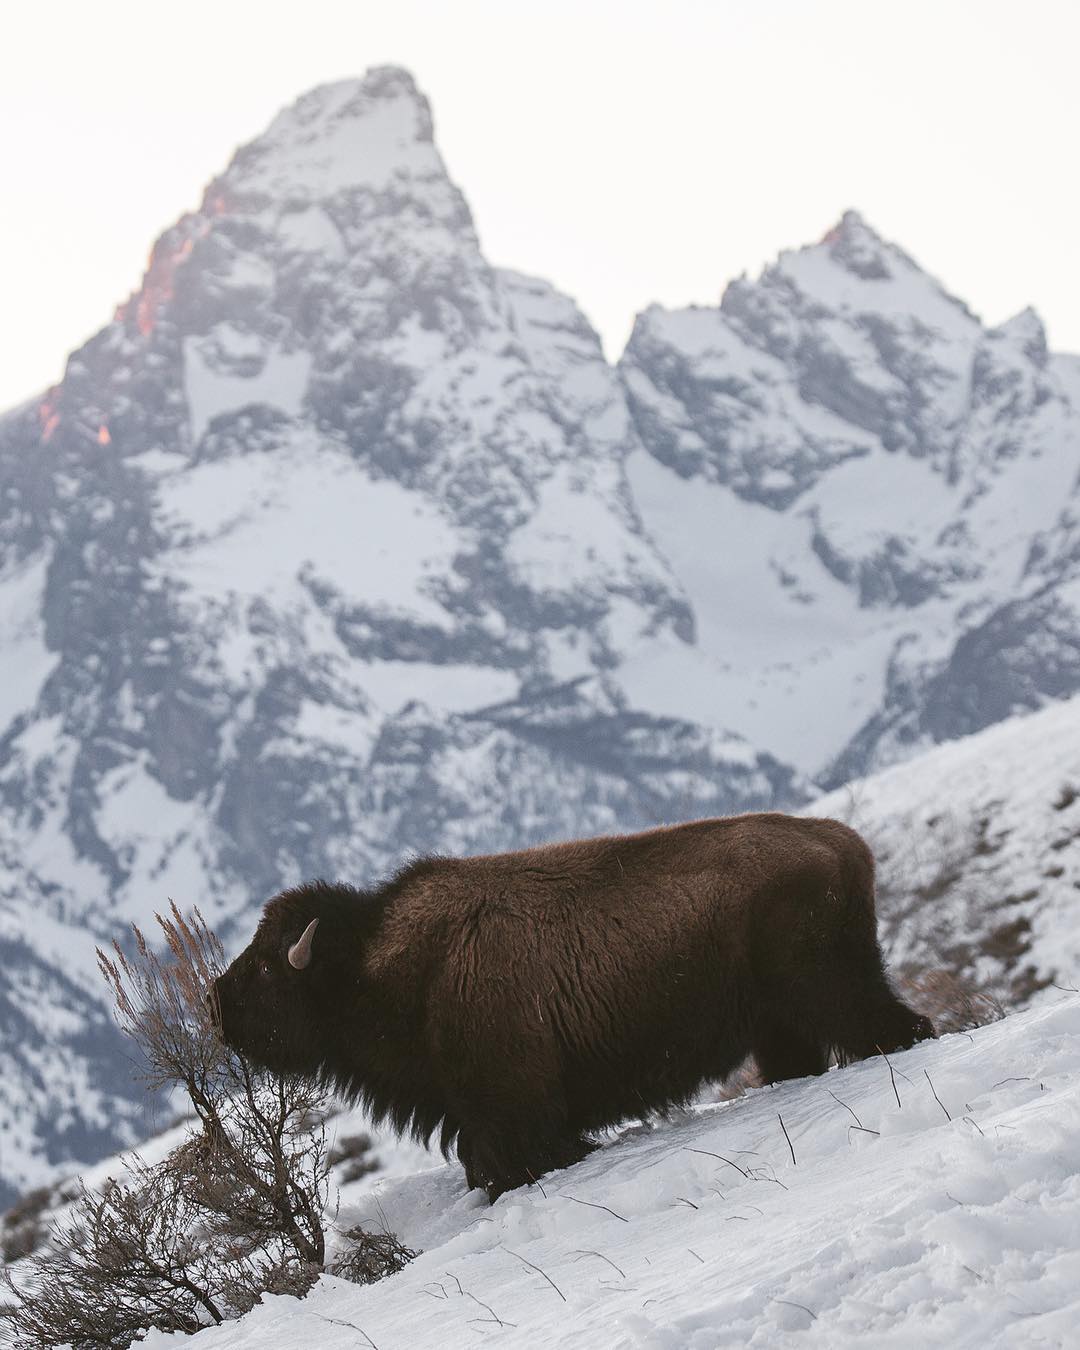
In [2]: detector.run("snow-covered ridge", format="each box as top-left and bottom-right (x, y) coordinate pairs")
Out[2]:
(3, 61), (1080, 1208)
(811, 692), (1080, 1005)
(620, 208), (1080, 780)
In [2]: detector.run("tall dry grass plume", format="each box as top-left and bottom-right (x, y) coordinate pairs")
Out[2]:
(1, 905), (413, 1350)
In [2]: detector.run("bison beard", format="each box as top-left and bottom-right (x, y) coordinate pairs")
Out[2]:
(211, 814), (934, 1201)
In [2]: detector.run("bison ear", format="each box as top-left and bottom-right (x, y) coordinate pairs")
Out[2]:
(287, 918), (319, 970)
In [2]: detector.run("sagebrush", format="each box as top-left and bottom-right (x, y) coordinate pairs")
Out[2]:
(1, 905), (414, 1349)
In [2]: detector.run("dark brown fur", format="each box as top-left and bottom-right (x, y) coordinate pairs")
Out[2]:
(212, 814), (933, 1199)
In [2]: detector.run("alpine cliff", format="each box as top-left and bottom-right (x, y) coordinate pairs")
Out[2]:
(0, 69), (793, 1204)
(2, 66), (1079, 1205)
(619, 210), (1080, 780)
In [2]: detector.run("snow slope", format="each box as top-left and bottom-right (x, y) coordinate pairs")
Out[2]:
(4, 62), (1080, 1207)
(812, 692), (1080, 1006)
(130, 995), (1080, 1349)
(7, 698), (1080, 1339)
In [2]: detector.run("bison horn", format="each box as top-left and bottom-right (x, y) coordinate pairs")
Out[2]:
(287, 918), (319, 970)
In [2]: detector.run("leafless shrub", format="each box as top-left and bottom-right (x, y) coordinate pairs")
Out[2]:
(0, 1185), (76, 1266)
(329, 1224), (417, 1285)
(2, 1160), (258, 1348)
(0, 905), (412, 1349)
(98, 906), (330, 1271)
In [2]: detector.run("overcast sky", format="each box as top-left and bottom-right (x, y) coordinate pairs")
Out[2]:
(2, 0), (1078, 411)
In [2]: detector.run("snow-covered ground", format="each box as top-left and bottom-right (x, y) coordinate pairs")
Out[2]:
(7, 698), (1080, 1341)
(811, 692), (1080, 1004)
(7, 64), (1080, 1205)
(130, 994), (1080, 1349)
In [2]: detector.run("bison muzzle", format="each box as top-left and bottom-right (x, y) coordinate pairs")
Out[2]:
(211, 814), (933, 1200)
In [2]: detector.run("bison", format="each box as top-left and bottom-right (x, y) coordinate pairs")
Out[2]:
(211, 813), (933, 1199)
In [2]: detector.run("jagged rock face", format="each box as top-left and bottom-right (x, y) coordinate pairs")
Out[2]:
(619, 210), (1080, 782)
(3, 67), (1080, 1206)
(0, 69), (796, 1205)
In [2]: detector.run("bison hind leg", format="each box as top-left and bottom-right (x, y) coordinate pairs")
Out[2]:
(753, 1016), (828, 1086)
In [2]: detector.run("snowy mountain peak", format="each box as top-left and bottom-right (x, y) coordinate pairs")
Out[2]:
(991, 305), (1049, 367)
(214, 65), (442, 205)
(819, 206), (891, 268)
(821, 206), (873, 238)
(767, 210), (977, 335)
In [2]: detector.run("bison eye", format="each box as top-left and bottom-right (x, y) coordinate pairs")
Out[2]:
(259, 960), (273, 979)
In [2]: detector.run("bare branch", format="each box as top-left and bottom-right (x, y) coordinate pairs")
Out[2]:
(572, 1248), (626, 1279)
(877, 1045), (903, 1110)
(924, 1069), (951, 1121)
(503, 1246), (567, 1302)
(561, 1194), (629, 1223)
(777, 1114), (796, 1166)
(682, 1147), (749, 1177)
(774, 1298), (817, 1321)
(826, 1088), (862, 1128)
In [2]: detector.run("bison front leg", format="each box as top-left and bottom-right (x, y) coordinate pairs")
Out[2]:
(459, 1116), (594, 1202)
(455, 1133), (482, 1194)
(753, 1015), (829, 1085)
(438, 985), (592, 1200)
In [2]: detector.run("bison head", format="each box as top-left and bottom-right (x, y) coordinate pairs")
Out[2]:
(210, 885), (332, 1077)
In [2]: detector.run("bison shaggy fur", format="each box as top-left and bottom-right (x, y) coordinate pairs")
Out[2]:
(212, 813), (933, 1199)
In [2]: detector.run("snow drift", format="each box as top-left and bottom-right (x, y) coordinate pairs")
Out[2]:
(131, 994), (1080, 1349)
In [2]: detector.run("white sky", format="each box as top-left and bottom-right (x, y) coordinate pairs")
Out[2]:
(1, 0), (1078, 411)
